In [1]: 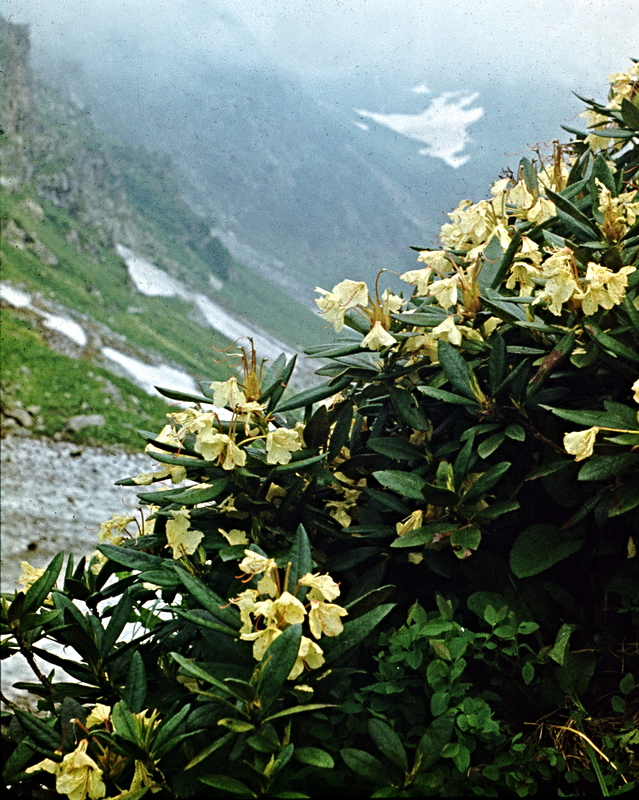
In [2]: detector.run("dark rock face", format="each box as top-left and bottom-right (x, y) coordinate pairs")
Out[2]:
(0, 16), (32, 137)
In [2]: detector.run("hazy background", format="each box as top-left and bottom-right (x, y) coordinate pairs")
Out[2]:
(4, 0), (638, 290)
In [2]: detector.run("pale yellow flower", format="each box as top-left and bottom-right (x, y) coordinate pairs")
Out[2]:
(428, 275), (460, 310)
(564, 427), (599, 461)
(417, 249), (453, 271)
(238, 550), (279, 597)
(26, 740), (106, 800)
(97, 515), (136, 545)
(166, 509), (203, 559)
(396, 509), (424, 537)
(432, 315), (462, 346)
(270, 591), (307, 626)
(536, 267), (579, 316)
(578, 262), (635, 316)
(210, 376), (246, 409)
(266, 483), (288, 504)
(219, 528), (250, 546)
(17, 561), (46, 591)
(308, 598), (348, 639)
(132, 464), (187, 485)
(85, 704), (111, 729)
(194, 429), (246, 470)
(230, 588), (260, 634)
(360, 320), (396, 350)
(265, 427), (303, 464)
(380, 288), (404, 314)
(298, 572), (341, 602)
(241, 624), (282, 661)
(315, 279), (369, 332)
(400, 267), (434, 296)
(288, 636), (325, 680)
(633, 378), (639, 404)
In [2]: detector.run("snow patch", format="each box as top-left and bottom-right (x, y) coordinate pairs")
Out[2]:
(116, 244), (190, 299)
(101, 347), (200, 398)
(1, 282), (87, 345)
(355, 92), (484, 168)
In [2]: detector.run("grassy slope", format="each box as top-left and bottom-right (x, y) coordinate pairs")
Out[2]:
(1, 308), (173, 449)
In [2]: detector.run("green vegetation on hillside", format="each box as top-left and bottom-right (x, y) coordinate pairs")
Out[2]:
(0, 308), (173, 449)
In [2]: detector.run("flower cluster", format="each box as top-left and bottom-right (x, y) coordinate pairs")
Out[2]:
(230, 552), (347, 679)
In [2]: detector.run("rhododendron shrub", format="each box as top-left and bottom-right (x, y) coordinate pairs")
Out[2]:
(2, 65), (638, 798)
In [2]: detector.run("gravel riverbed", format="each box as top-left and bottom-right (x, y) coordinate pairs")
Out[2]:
(1, 435), (157, 703)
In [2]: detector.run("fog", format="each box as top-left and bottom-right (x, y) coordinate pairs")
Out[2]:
(6, 0), (638, 92)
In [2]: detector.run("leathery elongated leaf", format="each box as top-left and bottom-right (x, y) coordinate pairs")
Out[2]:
(368, 718), (408, 772)
(510, 524), (583, 578)
(22, 552), (64, 615)
(437, 340), (474, 399)
(286, 524), (313, 594)
(255, 623), (302, 715)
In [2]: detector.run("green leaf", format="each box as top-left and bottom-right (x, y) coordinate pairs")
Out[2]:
(438, 340), (474, 399)
(169, 652), (240, 698)
(294, 747), (335, 769)
(323, 604), (394, 663)
(22, 552), (64, 615)
(451, 526), (481, 554)
(477, 432), (505, 458)
(165, 478), (229, 505)
(462, 462), (511, 504)
(112, 700), (141, 746)
(341, 748), (390, 784)
(286, 524), (314, 593)
(275, 375), (352, 413)
(373, 470), (426, 500)
(549, 623), (578, 666)
(217, 718), (255, 733)
(256, 624), (303, 715)
(303, 405), (330, 450)
(389, 386), (430, 430)
(541, 405), (639, 430)
(390, 522), (456, 548)
(270, 452), (326, 475)
(417, 385), (478, 407)
(174, 567), (240, 629)
(101, 590), (133, 657)
(97, 544), (163, 572)
(510, 524), (583, 578)
(578, 453), (639, 482)
(505, 423), (526, 441)
(621, 97), (639, 130)
(488, 334), (507, 395)
(368, 437), (423, 461)
(263, 355), (298, 413)
(591, 154), (618, 195)
(546, 188), (600, 240)
(522, 662), (535, 685)
(585, 321), (639, 364)
(13, 709), (61, 751)
(122, 650), (147, 713)
(199, 774), (255, 795)
(416, 712), (456, 771)
(485, 231), (523, 290)
(431, 690), (450, 717)
(608, 476), (639, 516)
(185, 732), (234, 770)
(154, 386), (214, 404)
(368, 718), (408, 772)
(153, 703), (192, 757)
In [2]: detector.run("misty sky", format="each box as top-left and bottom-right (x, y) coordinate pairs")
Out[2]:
(5, 0), (638, 92)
